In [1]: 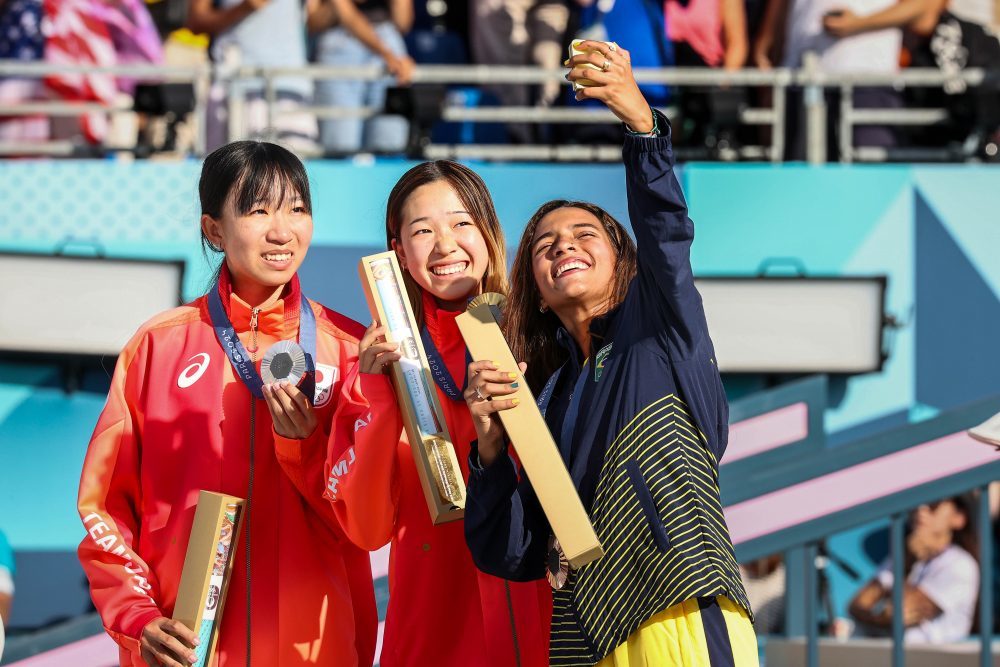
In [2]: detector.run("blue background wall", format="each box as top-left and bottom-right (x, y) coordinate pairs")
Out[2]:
(1, 160), (998, 628)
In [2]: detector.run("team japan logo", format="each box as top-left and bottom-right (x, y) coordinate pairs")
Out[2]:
(314, 364), (339, 407)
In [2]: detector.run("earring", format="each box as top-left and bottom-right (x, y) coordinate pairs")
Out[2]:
(539, 304), (548, 313)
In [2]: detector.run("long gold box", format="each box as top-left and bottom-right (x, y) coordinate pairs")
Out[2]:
(359, 251), (466, 524)
(173, 491), (245, 667)
(457, 302), (604, 569)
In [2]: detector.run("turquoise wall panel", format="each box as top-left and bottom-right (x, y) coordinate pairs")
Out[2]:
(2, 159), (1000, 553)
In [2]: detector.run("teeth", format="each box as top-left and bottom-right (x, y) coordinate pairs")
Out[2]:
(432, 262), (467, 276)
(265, 253), (291, 261)
(556, 260), (588, 277)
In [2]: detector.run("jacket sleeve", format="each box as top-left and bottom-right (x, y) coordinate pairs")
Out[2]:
(77, 333), (164, 653)
(323, 363), (403, 551)
(273, 423), (345, 531)
(623, 112), (714, 362)
(464, 445), (549, 582)
(623, 114), (730, 460)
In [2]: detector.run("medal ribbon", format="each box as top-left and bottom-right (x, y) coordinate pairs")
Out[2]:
(207, 279), (317, 403)
(420, 325), (471, 401)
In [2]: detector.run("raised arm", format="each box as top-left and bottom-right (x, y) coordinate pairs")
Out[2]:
(569, 40), (713, 359)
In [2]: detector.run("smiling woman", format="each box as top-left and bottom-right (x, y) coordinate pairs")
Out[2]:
(505, 200), (637, 390)
(323, 160), (553, 667)
(462, 41), (759, 667)
(77, 141), (378, 667)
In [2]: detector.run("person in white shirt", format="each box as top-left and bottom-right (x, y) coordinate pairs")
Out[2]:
(849, 495), (979, 643)
(753, 0), (920, 158)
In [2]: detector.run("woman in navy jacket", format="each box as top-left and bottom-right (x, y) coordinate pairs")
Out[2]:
(461, 41), (758, 667)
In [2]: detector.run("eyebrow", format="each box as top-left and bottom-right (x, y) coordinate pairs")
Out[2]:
(407, 210), (472, 226)
(532, 222), (601, 246)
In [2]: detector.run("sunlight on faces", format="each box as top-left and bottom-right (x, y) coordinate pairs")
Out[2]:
(530, 206), (617, 316)
(392, 180), (490, 309)
(201, 180), (313, 301)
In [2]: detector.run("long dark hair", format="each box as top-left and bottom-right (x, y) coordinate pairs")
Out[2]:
(505, 200), (638, 391)
(385, 161), (508, 326)
(198, 141), (312, 286)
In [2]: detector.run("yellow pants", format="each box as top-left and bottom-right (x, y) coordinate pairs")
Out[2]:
(596, 596), (759, 667)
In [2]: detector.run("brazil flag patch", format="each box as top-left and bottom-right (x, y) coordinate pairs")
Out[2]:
(595, 343), (613, 382)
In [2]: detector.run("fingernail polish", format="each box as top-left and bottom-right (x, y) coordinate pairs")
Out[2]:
(507, 372), (518, 379)
(511, 382), (519, 389)
(511, 399), (520, 406)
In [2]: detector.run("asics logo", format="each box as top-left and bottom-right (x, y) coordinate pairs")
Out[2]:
(178, 353), (211, 388)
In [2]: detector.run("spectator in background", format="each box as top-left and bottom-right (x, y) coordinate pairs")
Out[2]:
(667, 0), (749, 69)
(309, 0), (415, 155)
(849, 496), (979, 643)
(665, 0), (749, 151)
(740, 554), (785, 635)
(753, 0), (909, 159)
(565, 0), (673, 146)
(0, 529), (14, 626)
(822, 0), (1000, 153)
(470, 0), (572, 143)
(188, 0), (318, 151)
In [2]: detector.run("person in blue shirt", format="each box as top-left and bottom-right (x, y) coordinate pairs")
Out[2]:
(461, 40), (758, 666)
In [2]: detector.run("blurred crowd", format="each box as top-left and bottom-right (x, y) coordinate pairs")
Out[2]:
(0, 0), (998, 158)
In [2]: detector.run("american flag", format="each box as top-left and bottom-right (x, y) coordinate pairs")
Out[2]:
(43, 0), (118, 142)
(42, 0), (163, 144)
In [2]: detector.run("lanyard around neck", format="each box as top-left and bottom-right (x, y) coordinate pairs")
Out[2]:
(420, 325), (471, 401)
(207, 281), (317, 403)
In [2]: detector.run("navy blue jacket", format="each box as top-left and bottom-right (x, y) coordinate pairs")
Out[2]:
(464, 118), (751, 664)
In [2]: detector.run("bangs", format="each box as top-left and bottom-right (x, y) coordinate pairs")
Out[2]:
(229, 145), (312, 215)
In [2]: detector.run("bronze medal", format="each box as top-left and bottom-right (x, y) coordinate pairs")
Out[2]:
(546, 534), (570, 590)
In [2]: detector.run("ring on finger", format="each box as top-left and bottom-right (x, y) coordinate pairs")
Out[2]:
(608, 42), (618, 52)
(474, 386), (486, 401)
(601, 58), (611, 72)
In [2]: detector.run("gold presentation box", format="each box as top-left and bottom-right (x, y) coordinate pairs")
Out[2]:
(568, 38), (619, 91)
(457, 299), (604, 569)
(173, 491), (245, 667)
(359, 251), (466, 524)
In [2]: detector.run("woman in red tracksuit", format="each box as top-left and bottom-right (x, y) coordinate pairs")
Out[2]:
(324, 161), (552, 667)
(77, 141), (376, 667)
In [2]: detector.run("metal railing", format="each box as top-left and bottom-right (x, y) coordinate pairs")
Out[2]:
(0, 59), (993, 162)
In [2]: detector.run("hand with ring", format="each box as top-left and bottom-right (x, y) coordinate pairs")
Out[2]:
(564, 40), (654, 133)
(358, 321), (401, 375)
(463, 359), (527, 466)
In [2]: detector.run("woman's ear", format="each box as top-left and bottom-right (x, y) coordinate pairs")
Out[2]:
(201, 214), (224, 252)
(391, 238), (407, 271)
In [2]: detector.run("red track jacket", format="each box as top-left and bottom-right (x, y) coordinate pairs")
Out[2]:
(78, 270), (377, 666)
(325, 291), (551, 667)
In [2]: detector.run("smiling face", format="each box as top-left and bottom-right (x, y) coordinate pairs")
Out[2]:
(530, 206), (617, 317)
(392, 180), (490, 309)
(201, 182), (313, 305)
